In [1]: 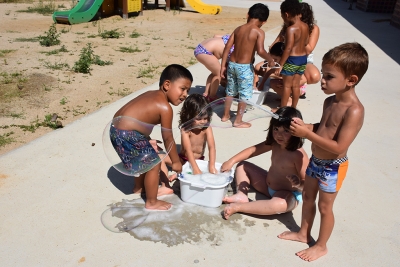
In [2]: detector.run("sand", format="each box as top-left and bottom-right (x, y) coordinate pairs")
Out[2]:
(0, 1), (283, 155)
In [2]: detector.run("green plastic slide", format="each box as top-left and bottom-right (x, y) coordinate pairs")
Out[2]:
(53, 0), (104, 25)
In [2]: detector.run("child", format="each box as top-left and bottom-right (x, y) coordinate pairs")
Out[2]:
(278, 42), (369, 261)
(220, 3), (275, 128)
(275, 0), (309, 110)
(167, 94), (217, 181)
(194, 34), (234, 102)
(221, 106), (309, 219)
(110, 64), (192, 210)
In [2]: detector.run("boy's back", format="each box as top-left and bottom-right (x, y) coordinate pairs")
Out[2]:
(286, 19), (309, 57)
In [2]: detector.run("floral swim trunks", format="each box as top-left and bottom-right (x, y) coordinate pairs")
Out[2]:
(226, 61), (254, 100)
(306, 155), (349, 193)
(109, 125), (160, 176)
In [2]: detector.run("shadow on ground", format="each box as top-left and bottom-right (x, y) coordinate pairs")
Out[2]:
(324, 0), (400, 64)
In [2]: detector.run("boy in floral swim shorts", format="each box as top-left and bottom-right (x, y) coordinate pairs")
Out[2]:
(220, 3), (275, 128)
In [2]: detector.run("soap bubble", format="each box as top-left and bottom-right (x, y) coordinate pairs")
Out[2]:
(180, 97), (278, 131)
(101, 202), (150, 233)
(102, 116), (180, 177)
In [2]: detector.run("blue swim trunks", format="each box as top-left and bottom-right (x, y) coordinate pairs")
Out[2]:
(194, 43), (213, 57)
(306, 155), (349, 193)
(268, 187), (303, 203)
(226, 61), (254, 100)
(109, 125), (160, 176)
(281, 55), (307, 76)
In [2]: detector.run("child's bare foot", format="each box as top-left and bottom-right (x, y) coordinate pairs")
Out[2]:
(277, 231), (309, 243)
(223, 192), (249, 203)
(233, 121), (251, 128)
(168, 173), (178, 182)
(145, 199), (172, 211)
(157, 186), (174, 196)
(223, 203), (239, 219)
(296, 245), (328, 262)
(221, 115), (230, 122)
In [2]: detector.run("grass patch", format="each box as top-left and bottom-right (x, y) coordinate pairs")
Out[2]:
(129, 30), (141, 38)
(14, 37), (40, 42)
(17, 0), (58, 15)
(43, 61), (69, 70)
(73, 43), (112, 74)
(40, 45), (68, 55)
(0, 49), (16, 57)
(137, 64), (158, 79)
(116, 46), (141, 53)
(99, 29), (125, 39)
(0, 132), (15, 148)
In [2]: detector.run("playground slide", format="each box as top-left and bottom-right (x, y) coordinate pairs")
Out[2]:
(53, 0), (104, 25)
(185, 0), (221, 15)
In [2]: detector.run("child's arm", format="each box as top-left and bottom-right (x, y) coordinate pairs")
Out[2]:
(306, 24), (319, 55)
(287, 150), (309, 191)
(276, 27), (294, 75)
(257, 68), (275, 91)
(160, 107), (182, 173)
(180, 129), (202, 175)
(205, 127), (217, 174)
(290, 106), (364, 155)
(221, 141), (272, 172)
(255, 30), (275, 66)
(220, 33), (234, 79)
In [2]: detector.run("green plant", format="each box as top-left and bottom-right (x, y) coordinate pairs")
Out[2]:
(73, 43), (112, 74)
(99, 29), (125, 39)
(38, 23), (61, 47)
(0, 132), (15, 148)
(14, 37), (40, 42)
(60, 97), (67, 105)
(60, 26), (71, 33)
(129, 30), (141, 38)
(137, 64), (158, 78)
(0, 49), (15, 57)
(43, 61), (69, 70)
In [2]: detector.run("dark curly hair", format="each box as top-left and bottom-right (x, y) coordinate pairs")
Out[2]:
(265, 106), (304, 151)
(300, 2), (315, 35)
(280, 0), (301, 17)
(179, 94), (212, 130)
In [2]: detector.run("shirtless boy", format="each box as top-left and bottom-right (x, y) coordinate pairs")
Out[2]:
(278, 42), (369, 261)
(110, 64), (192, 210)
(220, 3), (275, 128)
(275, 0), (309, 109)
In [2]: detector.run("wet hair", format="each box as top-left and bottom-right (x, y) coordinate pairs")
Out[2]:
(280, 0), (301, 17)
(179, 94), (212, 129)
(300, 2), (315, 35)
(159, 64), (193, 87)
(248, 3), (270, 22)
(322, 42), (369, 85)
(270, 42), (284, 57)
(265, 106), (304, 151)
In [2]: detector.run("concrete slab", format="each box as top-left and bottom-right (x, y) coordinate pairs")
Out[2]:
(0, 0), (399, 266)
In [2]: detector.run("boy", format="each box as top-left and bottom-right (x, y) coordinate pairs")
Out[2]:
(110, 64), (192, 210)
(275, 0), (309, 110)
(278, 42), (369, 261)
(220, 3), (275, 128)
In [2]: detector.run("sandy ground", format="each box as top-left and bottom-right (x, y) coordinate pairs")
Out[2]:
(0, 1), (282, 155)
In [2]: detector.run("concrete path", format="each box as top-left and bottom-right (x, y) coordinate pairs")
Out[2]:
(1, 0), (399, 266)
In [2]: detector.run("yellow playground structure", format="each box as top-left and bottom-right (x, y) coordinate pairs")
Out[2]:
(168, 0), (221, 15)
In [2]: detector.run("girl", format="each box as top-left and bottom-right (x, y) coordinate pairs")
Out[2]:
(168, 94), (217, 181)
(220, 106), (309, 219)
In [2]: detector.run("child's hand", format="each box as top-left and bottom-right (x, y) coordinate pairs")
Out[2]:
(274, 66), (282, 76)
(220, 161), (233, 173)
(172, 161), (182, 174)
(286, 174), (302, 190)
(208, 165), (218, 174)
(220, 66), (227, 79)
(149, 139), (163, 153)
(290, 118), (309, 138)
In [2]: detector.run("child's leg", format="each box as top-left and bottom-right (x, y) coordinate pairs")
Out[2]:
(143, 163), (172, 210)
(291, 74), (302, 108)
(196, 54), (221, 98)
(304, 63), (321, 85)
(221, 96), (233, 122)
(158, 161), (174, 196)
(280, 74), (294, 108)
(233, 101), (251, 128)
(133, 174), (145, 193)
(278, 175), (319, 242)
(224, 190), (298, 219)
(223, 161), (268, 203)
(296, 190), (338, 261)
